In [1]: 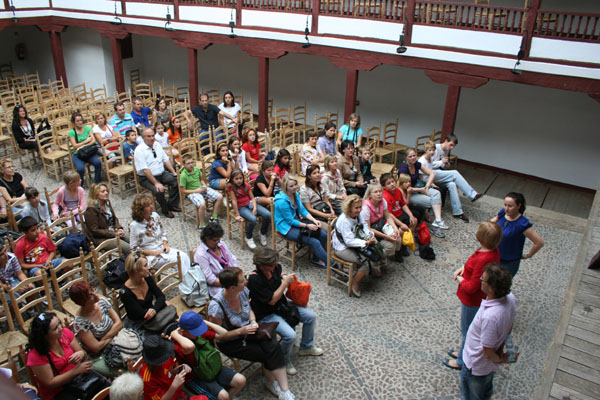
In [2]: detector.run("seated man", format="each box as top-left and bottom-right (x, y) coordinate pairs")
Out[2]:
(184, 94), (237, 153)
(14, 216), (65, 277)
(131, 97), (152, 128)
(423, 135), (482, 223)
(171, 311), (246, 400)
(109, 101), (136, 137)
(134, 127), (181, 218)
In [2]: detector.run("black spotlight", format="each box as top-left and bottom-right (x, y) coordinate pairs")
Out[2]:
(511, 49), (525, 75)
(165, 7), (175, 32)
(396, 34), (407, 54)
(228, 10), (236, 38)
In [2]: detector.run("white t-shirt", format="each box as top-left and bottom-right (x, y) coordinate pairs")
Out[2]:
(92, 124), (113, 140)
(218, 103), (241, 128)
(417, 155), (433, 181)
(155, 132), (170, 149)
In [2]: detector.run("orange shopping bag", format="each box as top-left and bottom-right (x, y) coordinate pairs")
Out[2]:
(285, 276), (312, 307)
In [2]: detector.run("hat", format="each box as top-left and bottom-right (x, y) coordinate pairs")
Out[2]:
(142, 335), (174, 366)
(178, 311), (208, 337)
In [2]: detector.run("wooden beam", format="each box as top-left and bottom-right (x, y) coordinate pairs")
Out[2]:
(441, 85), (460, 141)
(344, 69), (359, 123)
(188, 48), (198, 108)
(48, 31), (68, 87)
(522, 0), (541, 56)
(311, 0), (320, 34)
(404, 0), (416, 44)
(424, 70), (488, 89)
(258, 57), (269, 132)
(110, 38), (125, 93)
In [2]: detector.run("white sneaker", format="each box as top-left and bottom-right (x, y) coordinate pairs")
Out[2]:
(432, 219), (449, 230)
(265, 380), (281, 398)
(246, 238), (257, 249)
(259, 233), (268, 246)
(285, 360), (297, 375)
(279, 390), (296, 400)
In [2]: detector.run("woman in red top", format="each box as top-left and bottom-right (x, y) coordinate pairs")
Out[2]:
(241, 128), (264, 170)
(443, 222), (502, 370)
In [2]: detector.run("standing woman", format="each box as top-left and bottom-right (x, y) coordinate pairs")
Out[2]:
(11, 105), (44, 151)
(152, 96), (171, 126)
(398, 148), (447, 231)
(129, 193), (191, 273)
(338, 140), (366, 197)
(82, 183), (130, 252)
(274, 174), (329, 268)
(336, 113), (363, 148)
(490, 192), (544, 277)
(68, 112), (103, 185)
(218, 91), (241, 134)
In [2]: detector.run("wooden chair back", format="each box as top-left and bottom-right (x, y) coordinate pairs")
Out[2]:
(364, 124), (382, 152)
(326, 219), (355, 296)
(45, 213), (78, 247)
(92, 238), (124, 296)
(91, 387), (110, 400)
(49, 249), (87, 317)
(8, 272), (55, 332)
(152, 252), (182, 295)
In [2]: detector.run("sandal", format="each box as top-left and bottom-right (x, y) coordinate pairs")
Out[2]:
(442, 358), (461, 370)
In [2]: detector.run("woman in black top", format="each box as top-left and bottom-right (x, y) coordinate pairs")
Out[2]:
(0, 159), (28, 204)
(11, 105), (46, 151)
(120, 253), (170, 336)
(252, 160), (277, 207)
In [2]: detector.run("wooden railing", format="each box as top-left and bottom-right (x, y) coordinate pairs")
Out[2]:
(242, 0), (312, 13)
(413, 1), (525, 34)
(319, 0), (406, 21)
(180, 0), (236, 6)
(533, 10), (600, 42)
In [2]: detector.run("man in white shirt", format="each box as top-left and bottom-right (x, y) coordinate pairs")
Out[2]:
(134, 127), (181, 218)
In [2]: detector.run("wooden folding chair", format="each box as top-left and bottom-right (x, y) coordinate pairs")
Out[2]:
(269, 209), (311, 271)
(38, 132), (71, 181)
(102, 140), (135, 198)
(49, 249), (87, 317)
(0, 287), (29, 380)
(375, 119), (408, 165)
(326, 220), (356, 296)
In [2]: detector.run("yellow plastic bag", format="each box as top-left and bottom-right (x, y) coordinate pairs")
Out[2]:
(402, 230), (416, 251)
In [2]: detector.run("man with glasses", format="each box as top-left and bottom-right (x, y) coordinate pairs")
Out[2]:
(134, 127), (181, 218)
(461, 263), (517, 400)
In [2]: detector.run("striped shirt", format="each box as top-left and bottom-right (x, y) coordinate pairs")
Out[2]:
(109, 113), (136, 136)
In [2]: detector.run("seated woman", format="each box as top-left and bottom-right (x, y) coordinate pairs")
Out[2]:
(68, 112), (102, 185)
(11, 105), (45, 152)
(248, 248), (324, 376)
(336, 113), (363, 149)
(218, 91), (241, 135)
(0, 158), (28, 205)
(20, 187), (52, 228)
(321, 155), (346, 215)
(139, 335), (204, 400)
(273, 149), (291, 180)
(274, 174), (329, 268)
(398, 148), (448, 231)
(208, 267), (294, 400)
(166, 117), (183, 160)
(51, 170), (86, 224)
(129, 193), (191, 273)
(92, 112), (120, 159)
(299, 131), (324, 176)
(152, 96), (171, 127)
(194, 222), (238, 298)
(332, 195), (381, 298)
(318, 122), (337, 158)
(120, 253), (173, 336)
(361, 183), (407, 263)
(83, 183), (130, 252)
(300, 165), (335, 223)
(228, 136), (249, 174)
(338, 140), (366, 197)
(241, 128), (264, 172)
(209, 143), (234, 191)
(27, 312), (110, 400)
(253, 160), (277, 207)
(69, 282), (124, 378)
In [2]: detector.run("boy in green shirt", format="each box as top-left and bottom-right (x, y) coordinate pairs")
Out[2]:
(179, 154), (223, 230)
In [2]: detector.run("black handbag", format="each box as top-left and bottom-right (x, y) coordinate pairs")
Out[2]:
(371, 217), (386, 233)
(300, 218), (321, 238)
(47, 356), (110, 400)
(74, 129), (98, 161)
(141, 304), (178, 332)
(275, 300), (301, 327)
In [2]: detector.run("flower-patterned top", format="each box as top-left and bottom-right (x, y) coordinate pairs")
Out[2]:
(300, 143), (322, 176)
(129, 212), (168, 267)
(321, 169), (346, 201)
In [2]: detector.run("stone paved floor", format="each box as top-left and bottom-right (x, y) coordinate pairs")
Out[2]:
(21, 164), (586, 400)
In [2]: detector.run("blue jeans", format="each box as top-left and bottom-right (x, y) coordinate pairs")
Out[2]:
(72, 154), (102, 184)
(457, 304), (479, 366)
(27, 258), (65, 277)
(500, 259), (521, 277)
(434, 170), (477, 216)
(260, 303), (316, 363)
(238, 201), (271, 238)
(284, 226), (328, 264)
(460, 364), (494, 400)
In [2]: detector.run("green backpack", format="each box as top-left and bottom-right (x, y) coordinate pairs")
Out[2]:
(192, 336), (222, 382)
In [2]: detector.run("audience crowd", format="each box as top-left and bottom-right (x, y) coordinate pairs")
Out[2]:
(0, 94), (544, 400)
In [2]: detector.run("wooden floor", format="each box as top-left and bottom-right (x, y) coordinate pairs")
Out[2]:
(457, 164), (594, 219)
(534, 187), (600, 399)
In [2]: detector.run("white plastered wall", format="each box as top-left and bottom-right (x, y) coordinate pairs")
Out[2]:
(62, 26), (112, 91)
(0, 26), (54, 81)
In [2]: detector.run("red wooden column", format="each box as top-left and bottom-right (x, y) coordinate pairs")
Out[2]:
(424, 70), (489, 141)
(441, 85), (461, 141)
(110, 38), (125, 94)
(258, 57), (270, 132)
(344, 69), (359, 123)
(188, 48), (198, 107)
(49, 31), (68, 87)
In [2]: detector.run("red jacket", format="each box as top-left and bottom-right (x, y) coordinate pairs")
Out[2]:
(457, 248), (500, 307)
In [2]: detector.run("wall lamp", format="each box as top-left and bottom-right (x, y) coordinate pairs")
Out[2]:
(511, 49), (525, 75)
(10, 0), (17, 23)
(396, 34), (407, 54)
(302, 16), (311, 48)
(165, 6), (175, 31)
(110, 1), (122, 25)
(228, 9), (236, 38)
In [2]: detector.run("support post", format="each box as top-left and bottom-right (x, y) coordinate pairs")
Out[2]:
(48, 31), (68, 87)
(236, 0), (242, 27)
(188, 48), (198, 107)
(110, 38), (125, 94)
(311, 0), (320, 34)
(404, 0), (416, 44)
(344, 69), (359, 123)
(441, 85), (461, 141)
(258, 57), (270, 132)
(173, 0), (180, 21)
(522, 0), (540, 56)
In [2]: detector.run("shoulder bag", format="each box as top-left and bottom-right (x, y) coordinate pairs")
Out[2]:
(47, 355), (110, 400)
(141, 304), (178, 332)
(215, 298), (279, 340)
(74, 129), (98, 161)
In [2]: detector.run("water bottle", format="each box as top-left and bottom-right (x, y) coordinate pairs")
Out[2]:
(505, 335), (516, 362)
